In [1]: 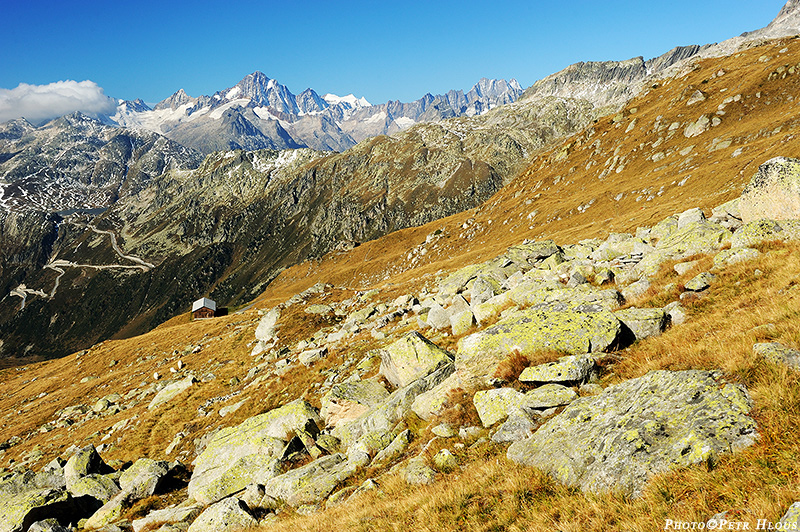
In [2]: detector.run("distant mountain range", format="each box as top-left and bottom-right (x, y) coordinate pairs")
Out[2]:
(110, 74), (524, 153)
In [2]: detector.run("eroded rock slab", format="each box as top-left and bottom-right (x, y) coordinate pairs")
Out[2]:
(507, 370), (757, 497)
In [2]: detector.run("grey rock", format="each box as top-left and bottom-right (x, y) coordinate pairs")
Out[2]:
(677, 207), (706, 229)
(379, 331), (454, 388)
(739, 156), (800, 223)
(397, 457), (436, 485)
(67, 474), (120, 504)
(426, 303), (451, 330)
(320, 380), (390, 428)
(119, 458), (169, 500)
(713, 247), (759, 267)
(754, 342), (800, 370)
(518, 354), (596, 384)
(148, 376), (196, 410)
(664, 301), (688, 326)
(27, 519), (72, 532)
(298, 347), (328, 366)
(64, 446), (110, 484)
(186, 497), (257, 532)
(614, 307), (668, 341)
(522, 383), (579, 409)
(456, 304), (619, 387)
(507, 370), (757, 497)
(780, 502), (800, 528)
(370, 430), (412, 469)
(491, 408), (539, 443)
(0, 488), (84, 532)
(264, 454), (354, 507)
(132, 501), (203, 532)
(473, 388), (527, 427)
(432, 450), (458, 473)
(684, 272), (717, 291)
(188, 399), (321, 504)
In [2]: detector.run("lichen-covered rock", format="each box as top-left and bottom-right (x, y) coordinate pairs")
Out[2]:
(371, 430), (412, 469)
(0, 488), (82, 532)
(410, 372), (461, 420)
(148, 376), (196, 410)
(426, 303), (451, 330)
(507, 370), (757, 497)
(456, 303), (620, 387)
(320, 380), (390, 428)
(450, 309), (475, 336)
(664, 301), (688, 326)
(119, 458), (169, 500)
(379, 331), (454, 388)
(188, 400), (321, 504)
(64, 446), (110, 484)
(713, 247), (759, 267)
(613, 307), (667, 341)
(298, 347), (328, 366)
(491, 409), (539, 443)
(636, 221), (730, 277)
(433, 450), (458, 473)
(754, 342), (800, 370)
(334, 363), (455, 446)
(264, 454), (353, 507)
(731, 219), (784, 248)
(522, 383), (578, 409)
(473, 388), (526, 427)
(186, 497), (257, 532)
(518, 354), (596, 384)
(472, 292), (514, 324)
(254, 308), (280, 343)
(67, 474), (120, 504)
(396, 457), (436, 485)
(83, 491), (127, 529)
(739, 156), (800, 223)
(684, 272), (716, 292)
(132, 501), (203, 532)
(779, 502), (800, 529)
(27, 519), (71, 532)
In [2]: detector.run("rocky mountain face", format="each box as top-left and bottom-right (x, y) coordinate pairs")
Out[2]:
(111, 73), (523, 153)
(0, 113), (202, 213)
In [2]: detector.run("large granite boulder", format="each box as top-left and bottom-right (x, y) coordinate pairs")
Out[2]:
(379, 331), (454, 388)
(186, 497), (257, 532)
(264, 453), (354, 507)
(0, 488), (89, 532)
(507, 370), (757, 497)
(188, 399), (322, 504)
(457, 303), (620, 387)
(320, 380), (390, 428)
(739, 156), (800, 223)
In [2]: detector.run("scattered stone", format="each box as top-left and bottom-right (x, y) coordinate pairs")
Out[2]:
(305, 304), (333, 315)
(473, 388), (526, 427)
(186, 497), (257, 532)
(371, 430), (412, 469)
(119, 458), (169, 500)
(677, 207), (706, 229)
(664, 301), (687, 325)
(0, 488), (85, 532)
(621, 279), (651, 301)
(432, 449), (458, 473)
(674, 260), (699, 276)
(148, 376), (196, 410)
(132, 501), (203, 532)
(684, 272), (717, 292)
(713, 247), (759, 267)
(731, 219), (784, 248)
(264, 453), (353, 508)
(431, 423), (457, 438)
(754, 342), (800, 370)
(518, 354), (596, 384)
(188, 399), (322, 504)
(397, 457), (436, 485)
(219, 399), (248, 418)
(491, 408), (538, 443)
(507, 370), (757, 497)
(522, 383), (579, 409)
(426, 303), (451, 330)
(613, 307), (668, 342)
(298, 347), (329, 366)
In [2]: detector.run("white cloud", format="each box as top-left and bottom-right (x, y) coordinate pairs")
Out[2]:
(0, 80), (117, 125)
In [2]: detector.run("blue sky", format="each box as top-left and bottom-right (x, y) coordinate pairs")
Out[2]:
(0, 0), (788, 105)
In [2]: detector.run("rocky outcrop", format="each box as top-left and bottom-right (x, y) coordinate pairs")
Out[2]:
(507, 370), (757, 497)
(456, 303), (620, 387)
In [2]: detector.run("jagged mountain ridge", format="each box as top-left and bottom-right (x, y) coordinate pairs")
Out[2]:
(111, 74), (524, 153)
(0, 112), (202, 213)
